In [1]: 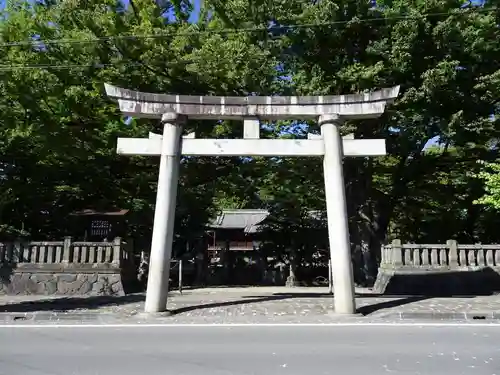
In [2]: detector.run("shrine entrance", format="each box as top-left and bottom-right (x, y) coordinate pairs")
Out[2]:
(105, 84), (400, 314)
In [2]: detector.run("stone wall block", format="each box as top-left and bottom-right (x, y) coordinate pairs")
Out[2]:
(57, 274), (77, 283)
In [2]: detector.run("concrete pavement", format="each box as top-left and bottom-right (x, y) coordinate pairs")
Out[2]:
(2, 287), (500, 324)
(1, 325), (499, 374)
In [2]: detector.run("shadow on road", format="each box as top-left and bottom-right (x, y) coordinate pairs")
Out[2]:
(0, 293), (145, 313)
(170, 295), (293, 315)
(170, 293), (437, 316)
(356, 296), (431, 316)
(0, 290), (478, 316)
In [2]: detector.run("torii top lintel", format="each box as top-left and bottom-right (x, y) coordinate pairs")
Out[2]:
(104, 84), (400, 121)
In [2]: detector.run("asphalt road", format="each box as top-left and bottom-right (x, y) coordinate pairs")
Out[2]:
(1, 324), (499, 375)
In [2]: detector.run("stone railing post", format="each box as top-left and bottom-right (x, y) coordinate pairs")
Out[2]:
(381, 245), (391, 266)
(63, 236), (72, 264)
(112, 237), (122, 266)
(447, 239), (458, 267)
(12, 240), (21, 263)
(392, 239), (403, 267)
(4, 243), (13, 263)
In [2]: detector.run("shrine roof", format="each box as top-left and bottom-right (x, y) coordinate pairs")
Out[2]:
(209, 210), (269, 233)
(70, 209), (129, 217)
(207, 209), (326, 233)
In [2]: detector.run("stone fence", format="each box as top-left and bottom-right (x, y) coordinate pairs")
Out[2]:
(374, 239), (500, 295)
(0, 237), (133, 296)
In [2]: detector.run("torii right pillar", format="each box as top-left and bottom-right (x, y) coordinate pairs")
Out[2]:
(320, 114), (356, 314)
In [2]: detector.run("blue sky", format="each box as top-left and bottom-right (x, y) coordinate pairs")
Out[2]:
(0, 0), (486, 13)
(0, 0), (482, 149)
(121, 0), (201, 22)
(0, 0), (202, 16)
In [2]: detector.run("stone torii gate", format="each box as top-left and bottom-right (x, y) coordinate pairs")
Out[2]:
(105, 84), (400, 315)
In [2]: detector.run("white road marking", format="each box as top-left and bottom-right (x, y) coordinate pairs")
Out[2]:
(0, 322), (500, 328)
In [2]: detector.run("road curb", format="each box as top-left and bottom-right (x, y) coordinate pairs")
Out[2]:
(0, 311), (112, 323)
(1, 310), (500, 324)
(381, 311), (500, 321)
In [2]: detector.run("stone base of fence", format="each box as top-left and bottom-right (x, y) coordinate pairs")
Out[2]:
(374, 239), (500, 295)
(0, 265), (124, 296)
(374, 267), (500, 295)
(0, 237), (132, 296)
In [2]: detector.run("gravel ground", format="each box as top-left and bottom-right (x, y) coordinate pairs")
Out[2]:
(1, 287), (500, 324)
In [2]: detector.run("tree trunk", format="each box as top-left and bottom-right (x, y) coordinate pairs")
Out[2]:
(347, 157), (392, 286)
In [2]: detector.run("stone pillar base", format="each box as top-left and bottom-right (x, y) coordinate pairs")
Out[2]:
(373, 269), (393, 294)
(285, 275), (300, 287)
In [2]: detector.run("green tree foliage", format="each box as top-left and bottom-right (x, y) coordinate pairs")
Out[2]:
(203, 0), (500, 281)
(0, 0), (277, 246)
(473, 161), (500, 210)
(2, 0), (500, 284)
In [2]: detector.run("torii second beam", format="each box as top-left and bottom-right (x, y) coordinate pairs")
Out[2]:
(116, 137), (386, 157)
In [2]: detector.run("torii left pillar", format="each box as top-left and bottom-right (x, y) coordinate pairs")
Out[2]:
(320, 114), (356, 314)
(144, 112), (184, 313)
